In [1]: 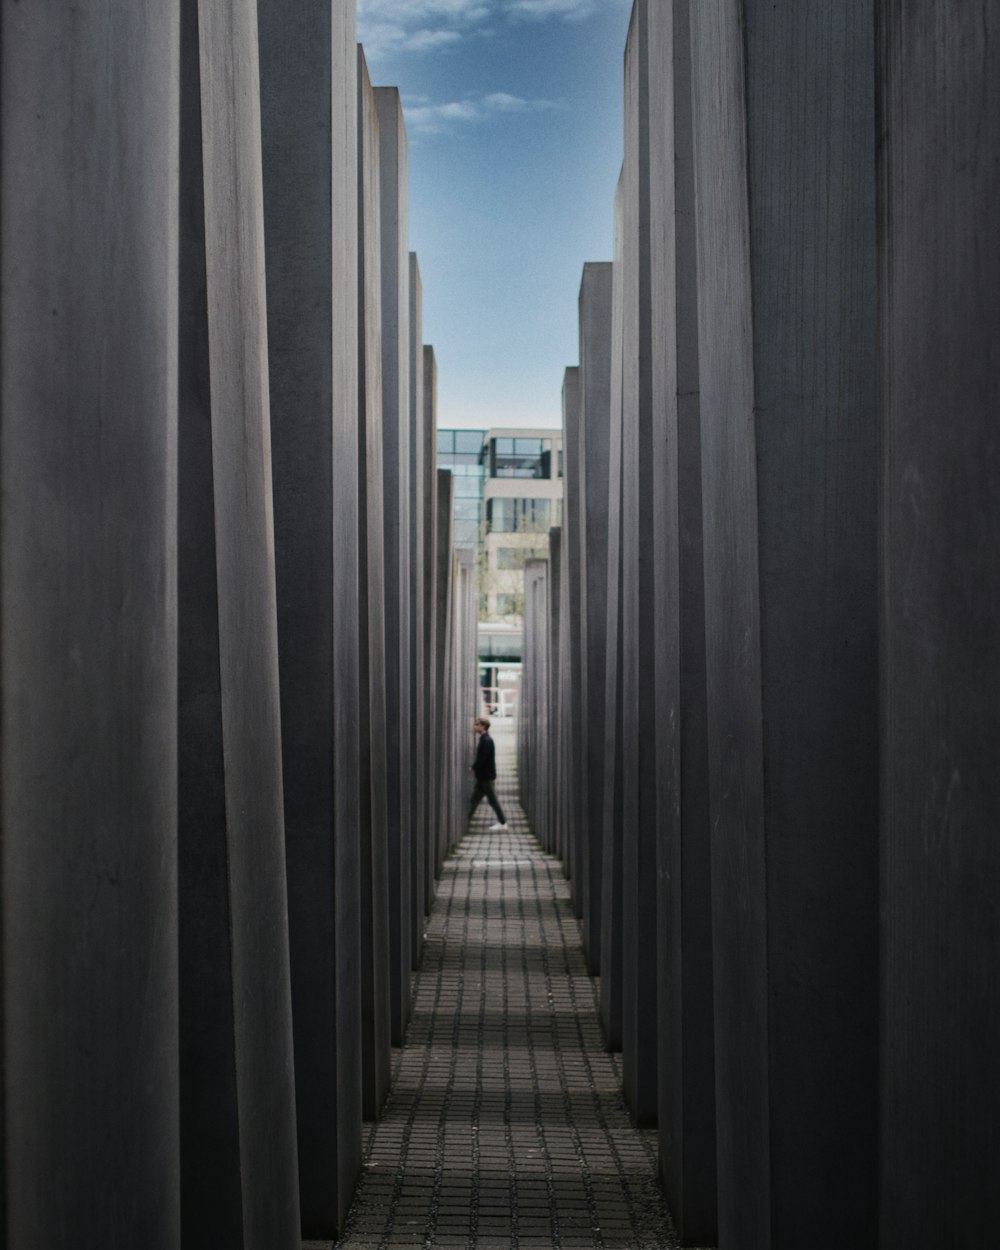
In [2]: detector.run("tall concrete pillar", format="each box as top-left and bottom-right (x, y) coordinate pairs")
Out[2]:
(435, 471), (456, 875)
(579, 263), (614, 975)
(409, 253), (426, 967)
(878, 4), (1000, 1242)
(1, 6), (181, 1244)
(600, 175), (626, 1056)
(356, 46), (392, 1126)
(690, 2), (879, 1244)
(562, 366), (584, 894)
(177, 1), (300, 1244)
(546, 529), (563, 857)
(620, 8), (658, 1126)
(374, 87), (413, 1045)
(645, 4), (717, 1242)
(423, 347), (440, 908)
(258, 1), (361, 1232)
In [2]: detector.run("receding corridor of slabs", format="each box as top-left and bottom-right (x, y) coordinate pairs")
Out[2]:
(325, 725), (681, 1250)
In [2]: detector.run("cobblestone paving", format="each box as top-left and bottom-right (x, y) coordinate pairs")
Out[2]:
(327, 738), (680, 1250)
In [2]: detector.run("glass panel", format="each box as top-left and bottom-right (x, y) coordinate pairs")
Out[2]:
(454, 500), (481, 520)
(454, 430), (485, 454)
(437, 430), (454, 453)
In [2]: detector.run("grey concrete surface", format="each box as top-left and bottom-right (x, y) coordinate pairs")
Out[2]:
(434, 472), (457, 877)
(620, 7), (659, 1129)
(562, 366), (584, 899)
(1, 4), (181, 1243)
(600, 176), (626, 1058)
(374, 86), (413, 1046)
(647, 4), (718, 1242)
(357, 46), (393, 1126)
(409, 253), (426, 969)
(258, 0), (361, 1233)
(877, 4), (1000, 1242)
(422, 347), (440, 916)
(691, 2), (879, 1244)
(178, 1), (300, 1244)
(578, 262), (614, 977)
(546, 528), (563, 859)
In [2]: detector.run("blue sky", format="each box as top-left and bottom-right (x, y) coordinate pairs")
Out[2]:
(357, 0), (633, 430)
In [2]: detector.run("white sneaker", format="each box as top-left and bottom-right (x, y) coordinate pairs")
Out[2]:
(488, 821), (508, 831)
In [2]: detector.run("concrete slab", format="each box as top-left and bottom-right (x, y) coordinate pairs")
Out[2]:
(578, 263), (614, 975)
(1, 5), (181, 1241)
(562, 366), (584, 898)
(620, 7), (659, 1128)
(374, 87), (413, 1045)
(423, 347), (439, 911)
(434, 471), (456, 876)
(645, 4), (717, 1241)
(546, 528), (563, 857)
(356, 47), (392, 1124)
(599, 176), (625, 1053)
(878, 4), (1000, 1241)
(691, 2), (879, 1243)
(258, 0), (361, 1232)
(409, 253), (426, 968)
(177, 1), (301, 1243)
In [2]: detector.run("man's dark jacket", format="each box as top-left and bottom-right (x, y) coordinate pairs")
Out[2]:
(473, 732), (497, 782)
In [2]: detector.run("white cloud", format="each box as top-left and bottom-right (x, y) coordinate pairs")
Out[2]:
(358, 0), (609, 59)
(507, 0), (598, 20)
(402, 91), (563, 135)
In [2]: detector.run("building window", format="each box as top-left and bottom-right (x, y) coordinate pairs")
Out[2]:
(487, 498), (552, 533)
(490, 437), (551, 479)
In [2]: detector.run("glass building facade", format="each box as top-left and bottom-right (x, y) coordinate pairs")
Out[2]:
(436, 429), (486, 551)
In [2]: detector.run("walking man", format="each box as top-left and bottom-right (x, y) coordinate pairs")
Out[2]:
(469, 717), (508, 831)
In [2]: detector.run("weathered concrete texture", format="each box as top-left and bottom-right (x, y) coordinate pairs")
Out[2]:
(177, 1), (301, 1245)
(599, 176), (626, 1056)
(878, 5), (1000, 1243)
(649, 3), (717, 1242)
(578, 263), (614, 976)
(691, 2), (879, 1244)
(356, 46), (392, 1126)
(374, 87), (413, 1046)
(561, 367), (584, 895)
(545, 528), (563, 858)
(422, 347), (439, 914)
(258, 0), (361, 1233)
(620, 8), (659, 1128)
(434, 471), (457, 876)
(409, 253), (426, 969)
(520, 560), (551, 841)
(0, 5), (181, 1243)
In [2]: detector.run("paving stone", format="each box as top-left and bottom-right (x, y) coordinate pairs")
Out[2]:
(333, 726), (680, 1248)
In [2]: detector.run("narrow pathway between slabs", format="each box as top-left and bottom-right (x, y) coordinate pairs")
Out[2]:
(326, 722), (680, 1250)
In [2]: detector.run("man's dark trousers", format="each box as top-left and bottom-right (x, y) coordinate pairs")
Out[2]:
(469, 777), (506, 826)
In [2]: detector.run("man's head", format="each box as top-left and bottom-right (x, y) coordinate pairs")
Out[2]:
(474, 717), (490, 735)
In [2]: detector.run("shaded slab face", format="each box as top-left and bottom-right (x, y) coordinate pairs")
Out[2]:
(1, 5), (181, 1244)
(619, 6), (659, 1129)
(646, 2), (718, 1241)
(600, 176), (626, 1057)
(878, 3), (1000, 1243)
(578, 261), (614, 978)
(178, 1), (301, 1244)
(374, 86), (413, 1047)
(257, 0), (362, 1234)
(691, 1), (878, 1245)
(357, 45), (393, 1126)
